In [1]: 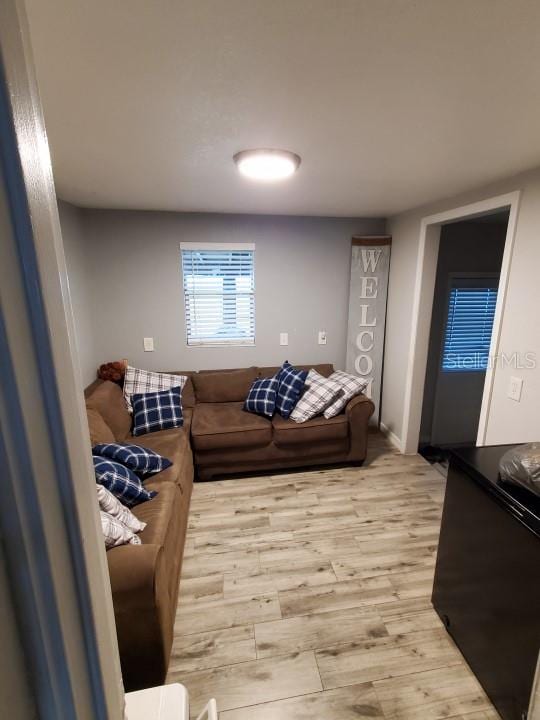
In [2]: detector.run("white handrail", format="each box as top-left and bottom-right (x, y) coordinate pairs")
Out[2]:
(195, 698), (218, 720)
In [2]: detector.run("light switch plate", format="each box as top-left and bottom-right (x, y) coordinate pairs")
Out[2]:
(279, 332), (289, 346)
(318, 330), (327, 345)
(143, 337), (154, 352)
(507, 376), (523, 402)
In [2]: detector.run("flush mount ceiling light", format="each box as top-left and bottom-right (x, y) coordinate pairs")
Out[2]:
(233, 149), (301, 181)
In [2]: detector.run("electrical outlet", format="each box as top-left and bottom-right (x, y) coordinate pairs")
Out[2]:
(507, 376), (523, 402)
(279, 332), (289, 346)
(143, 337), (154, 352)
(318, 330), (327, 345)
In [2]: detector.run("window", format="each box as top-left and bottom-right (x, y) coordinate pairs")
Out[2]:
(441, 279), (498, 372)
(181, 243), (255, 346)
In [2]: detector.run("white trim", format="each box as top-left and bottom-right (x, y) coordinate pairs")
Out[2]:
(0, 1), (124, 717)
(180, 242), (255, 250)
(528, 651), (540, 720)
(476, 195), (520, 444)
(196, 698), (218, 720)
(379, 421), (405, 452)
(187, 339), (255, 348)
(401, 191), (521, 454)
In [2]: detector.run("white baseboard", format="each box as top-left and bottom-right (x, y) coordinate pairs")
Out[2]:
(379, 421), (404, 452)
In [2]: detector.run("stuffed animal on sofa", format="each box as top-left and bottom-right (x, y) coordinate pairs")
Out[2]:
(98, 360), (126, 386)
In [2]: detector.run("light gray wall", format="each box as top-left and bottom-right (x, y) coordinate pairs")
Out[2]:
(383, 166), (540, 447)
(419, 219), (507, 446)
(75, 210), (385, 373)
(58, 200), (99, 385)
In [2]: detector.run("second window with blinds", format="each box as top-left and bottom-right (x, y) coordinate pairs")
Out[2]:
(181, 243), (255, 346)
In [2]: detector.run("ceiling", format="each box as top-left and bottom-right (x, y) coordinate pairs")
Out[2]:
(25, 0), (540, 217)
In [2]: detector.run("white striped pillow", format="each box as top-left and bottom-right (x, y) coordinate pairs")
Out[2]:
(100, 511), (141, 550)
(324, 371), (368, 418)
(123, 366), (187, 413)
(96, 484), (146, 534)
(290, 369), (343, 423)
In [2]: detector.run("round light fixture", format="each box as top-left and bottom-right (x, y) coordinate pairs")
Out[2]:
(233, 149), (301, 181)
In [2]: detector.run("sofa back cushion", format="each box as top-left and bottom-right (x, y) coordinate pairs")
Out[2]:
(86, 380), (132, 441)
(165, 371), (196, 408)
(87, 408), (116, 446)
(257, 363), (334, 379)
(193, 367), (258, 403)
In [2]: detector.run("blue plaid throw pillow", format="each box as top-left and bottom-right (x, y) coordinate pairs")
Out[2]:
(131, 386), (183, 437)
(275, 361), (308, 419)
(244, 376), (279, 418)
(93, 456), (156, 507)
(93, 442), (172, 476)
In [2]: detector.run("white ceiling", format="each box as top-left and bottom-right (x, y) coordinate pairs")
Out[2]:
(26, 0), (540, 217)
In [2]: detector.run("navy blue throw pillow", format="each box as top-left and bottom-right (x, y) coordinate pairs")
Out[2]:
(93, 456), (156, 507)
(244, 376), (279, 418)
(131, 386), (183, 437)
(93, 442), (172, 476)
(275, 361), (308, 419)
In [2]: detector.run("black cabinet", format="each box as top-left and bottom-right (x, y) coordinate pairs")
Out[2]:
(432, 445), (540, 720)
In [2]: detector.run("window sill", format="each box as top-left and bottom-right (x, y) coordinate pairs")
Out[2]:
(186, 342), (255, 348)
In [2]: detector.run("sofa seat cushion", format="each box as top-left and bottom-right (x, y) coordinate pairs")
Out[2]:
(272, 412), (348, 447)
(192, 402), (272, 451)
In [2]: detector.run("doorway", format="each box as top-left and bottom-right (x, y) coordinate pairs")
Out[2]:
(400, 191), (520, 455)
(418, 212), (509, 468)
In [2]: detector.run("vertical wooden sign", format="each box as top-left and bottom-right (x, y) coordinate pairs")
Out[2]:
(345, 236), (392, 425)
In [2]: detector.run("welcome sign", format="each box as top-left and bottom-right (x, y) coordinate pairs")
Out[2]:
(345, 236), (392, 425)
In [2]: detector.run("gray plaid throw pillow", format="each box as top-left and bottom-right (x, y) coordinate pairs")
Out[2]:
(290, 369), (343, 423)
(324, 371), (368, 418)
(96, 484), (146, 534)
(100, 510), (142, 549)
(123, 366), (187, 413)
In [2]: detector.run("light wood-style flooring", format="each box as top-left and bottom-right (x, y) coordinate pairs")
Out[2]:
(167, 434), (500, 720)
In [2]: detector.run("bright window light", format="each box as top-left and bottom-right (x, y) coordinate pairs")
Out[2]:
(181, 244), (255, 346)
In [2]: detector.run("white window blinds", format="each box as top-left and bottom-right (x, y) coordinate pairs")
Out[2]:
(441, 282), (498, 372)
(181, 244), (255, 346)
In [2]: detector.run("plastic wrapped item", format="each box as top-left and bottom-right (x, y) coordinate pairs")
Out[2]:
(499, 443), (540, 497)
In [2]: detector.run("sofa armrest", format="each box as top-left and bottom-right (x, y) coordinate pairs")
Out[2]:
(107, 543), (163, 611)
(107, 543), (169, 690)
(345, 393), (375, 462)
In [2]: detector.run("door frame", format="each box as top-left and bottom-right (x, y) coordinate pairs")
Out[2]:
(0, 1), (124, 717)
(401, 191), (521, 454)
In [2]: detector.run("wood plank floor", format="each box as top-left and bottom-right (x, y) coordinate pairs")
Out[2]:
(167, 434), (501, 720)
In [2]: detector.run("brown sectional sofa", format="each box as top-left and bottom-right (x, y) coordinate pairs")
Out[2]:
(86, 379), (195, 691)
(85, 363), (374, 691)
